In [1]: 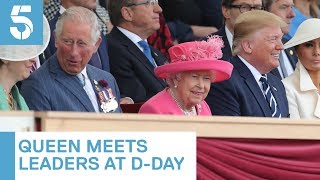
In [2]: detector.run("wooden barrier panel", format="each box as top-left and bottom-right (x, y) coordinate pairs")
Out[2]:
(0, 111), (35, 131)
(36, 111), (320, 139)
(2, 111), (320, 178)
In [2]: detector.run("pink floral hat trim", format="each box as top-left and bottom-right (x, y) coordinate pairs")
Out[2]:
(155, 36), (233, 82)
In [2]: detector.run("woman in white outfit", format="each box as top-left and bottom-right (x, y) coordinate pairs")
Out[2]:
(282, 18), (320, 119)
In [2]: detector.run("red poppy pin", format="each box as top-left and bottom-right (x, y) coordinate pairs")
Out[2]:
(98, 80), (108, 87)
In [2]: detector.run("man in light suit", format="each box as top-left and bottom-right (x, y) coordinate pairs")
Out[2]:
(107, 0), (168, 103)
(205, 10), (289, 117)
(207, 0), (263, 61)
(43, 0), (110, 72)
(263, 0), (298, 79)
(20, 6), (121, 113)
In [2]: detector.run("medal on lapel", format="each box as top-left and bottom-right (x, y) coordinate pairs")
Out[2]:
(106, 88), (118, 112)
(93, 80), (119, 113)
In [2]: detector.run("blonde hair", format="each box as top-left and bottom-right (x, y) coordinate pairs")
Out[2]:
(232, 10), (287, 55)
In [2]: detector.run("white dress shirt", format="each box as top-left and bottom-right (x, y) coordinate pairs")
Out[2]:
(78, 67), (99, 112)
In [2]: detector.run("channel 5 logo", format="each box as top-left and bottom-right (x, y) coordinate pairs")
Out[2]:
(0, 0), (43, 45)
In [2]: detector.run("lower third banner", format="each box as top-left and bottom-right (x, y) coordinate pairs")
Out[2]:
(0, 132), (196, 180)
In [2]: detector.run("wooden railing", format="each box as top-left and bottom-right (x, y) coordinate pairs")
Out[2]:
(34, 111), (320, 139)
(2, 111), (320, 179)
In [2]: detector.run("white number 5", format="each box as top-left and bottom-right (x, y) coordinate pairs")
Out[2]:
(10, 5), (33, 40)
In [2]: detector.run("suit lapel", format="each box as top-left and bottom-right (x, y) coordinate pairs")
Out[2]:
(270, 68), (282, 79)
(284, 47), (298, 68)
(150, 46), (165, 66)
(114, 28), (155, 73)
(150, 47), (168, 87)
(221, 28), (232, 61)
(282, 37), (298, 69)
(113, 28), (166, 87)
(217, 27), (232, 61)
(86, 66), (103, 112)
(49, 56), (95, 112)
(233, 57), (271, 116)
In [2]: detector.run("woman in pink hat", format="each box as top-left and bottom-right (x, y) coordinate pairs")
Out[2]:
(282, 18), (320, 119)
(139, 36), (233, 115)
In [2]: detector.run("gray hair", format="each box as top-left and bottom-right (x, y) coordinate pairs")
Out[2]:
(165, 73), (182, 88)
(55, 6), (101, 44)
(108, 0), (135, 26)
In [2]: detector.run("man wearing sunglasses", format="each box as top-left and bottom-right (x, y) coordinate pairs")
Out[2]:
(207, 0), (263, 61)
(107, 0), (168, 103)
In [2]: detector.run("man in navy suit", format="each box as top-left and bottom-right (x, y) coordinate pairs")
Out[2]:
(107, 0), (168, 103)
(263, 0), (298, 79)
(207, 0), (263, 61)
(20, 7), (121, 113)
(205, 10), (289, 117)
(43, 0), (110, 72)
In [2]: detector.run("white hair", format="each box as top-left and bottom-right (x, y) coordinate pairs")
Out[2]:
(55, 6), (101, 44)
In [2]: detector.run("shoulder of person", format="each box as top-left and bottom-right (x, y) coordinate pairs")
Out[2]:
(87, 65), (115, 80)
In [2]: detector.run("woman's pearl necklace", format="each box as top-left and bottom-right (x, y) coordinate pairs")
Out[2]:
(169, 88), (197, 116)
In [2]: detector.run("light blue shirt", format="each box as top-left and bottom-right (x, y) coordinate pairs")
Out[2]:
(287, 7), (309, 40)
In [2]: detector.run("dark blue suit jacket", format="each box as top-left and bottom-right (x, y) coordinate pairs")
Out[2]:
(20, 54), (121, 113)
(208, 26), (232, 61)
(107, 27), (168, 103)
(44, 12), (110, 72)
(205, 56), (289, 117)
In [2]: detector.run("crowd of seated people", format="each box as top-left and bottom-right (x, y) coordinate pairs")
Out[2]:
(1, 0), (319, 119)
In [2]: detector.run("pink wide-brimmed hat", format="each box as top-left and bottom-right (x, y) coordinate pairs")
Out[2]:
(155, 36), (233, 82)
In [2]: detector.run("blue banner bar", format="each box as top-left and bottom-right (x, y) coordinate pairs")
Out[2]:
(0, 132), (15, 180)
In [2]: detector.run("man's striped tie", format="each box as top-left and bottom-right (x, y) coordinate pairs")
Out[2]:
(260, 75), (281, 118)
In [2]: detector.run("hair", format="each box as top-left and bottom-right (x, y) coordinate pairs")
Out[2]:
(232, 10), (286, 55)
(55, 6), (101, 44)
(108, 0), (135, 26)
(221, 0), (236, 7)
(0, 60), (4, 67)
(166, 73), (182, 88)
(310, 0), (320, 18)
(262, 0), (275, 11)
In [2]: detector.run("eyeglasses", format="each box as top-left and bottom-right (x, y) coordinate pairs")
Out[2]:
(127, 0), (158, 7)
(61, 38), (90, 48)
(229, 4), (264, 13)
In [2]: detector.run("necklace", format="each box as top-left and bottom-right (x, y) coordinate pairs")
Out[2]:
(169, 88), (197, 116)
(3, 89), (14, 110)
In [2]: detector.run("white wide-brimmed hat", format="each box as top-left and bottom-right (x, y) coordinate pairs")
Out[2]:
(0, 15), (50, 61)
(284, 18), (320, 49)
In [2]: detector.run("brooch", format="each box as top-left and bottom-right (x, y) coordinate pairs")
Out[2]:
(94, 80), (118, 113)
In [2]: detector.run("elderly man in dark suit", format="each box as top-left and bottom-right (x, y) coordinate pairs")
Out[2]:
(263, 0), (298, 79)
(43, 0), (110, 72)
(207, 0), (263, 61)
(20, 7), (121, 113)
(205, 10), (289, 117)
(107, 0), (168, 103)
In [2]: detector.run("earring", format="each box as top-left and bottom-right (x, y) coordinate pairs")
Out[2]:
(2, 60), (9, 64)
(174, 84), (177, 88)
